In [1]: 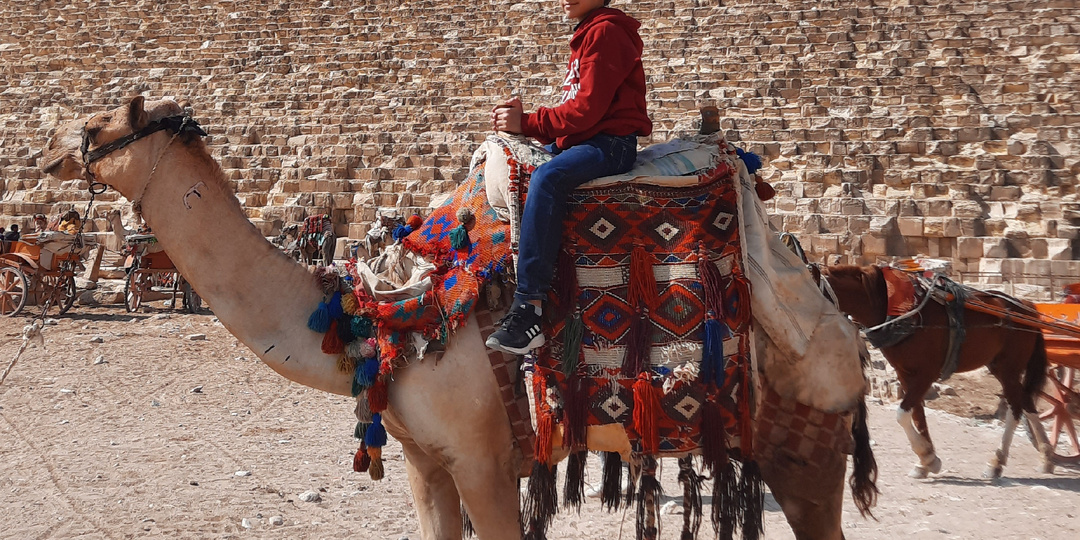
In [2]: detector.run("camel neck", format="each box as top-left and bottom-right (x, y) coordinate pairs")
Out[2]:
(137, 144), (353, 396)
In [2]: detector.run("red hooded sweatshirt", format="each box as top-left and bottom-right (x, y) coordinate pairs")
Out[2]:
(520, 7), (652, 149)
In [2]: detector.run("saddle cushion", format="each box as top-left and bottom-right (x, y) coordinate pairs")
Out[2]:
(476, 134), (726, 221)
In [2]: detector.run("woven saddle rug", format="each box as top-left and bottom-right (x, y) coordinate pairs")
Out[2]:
(483, 134), (754, 455)
(480, 134), (772, 540)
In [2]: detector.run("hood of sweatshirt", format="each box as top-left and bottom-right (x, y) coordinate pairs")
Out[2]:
(570, 7), (643, 53)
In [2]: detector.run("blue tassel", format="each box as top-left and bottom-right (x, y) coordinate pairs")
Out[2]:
(365, 413), (388, 447)
(350, 316), (373, 338)
(736, 147), (762, 175)
(358, 358), (380, 387)
(354, 421), (371, 440)
(700, 317), (730, 387)
(326, 291), (343, 320)
(449, 224), (470, 251)
(308, 301), (331, 333)
(392, 224), (413, 242)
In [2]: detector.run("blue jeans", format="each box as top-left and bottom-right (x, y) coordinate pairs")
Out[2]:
(515, 133), (638, 302)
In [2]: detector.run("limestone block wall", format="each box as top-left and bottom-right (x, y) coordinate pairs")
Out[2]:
(1, 0), (1078, 293)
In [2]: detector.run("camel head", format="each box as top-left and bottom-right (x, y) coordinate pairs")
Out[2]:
(41, 96), (192, 200)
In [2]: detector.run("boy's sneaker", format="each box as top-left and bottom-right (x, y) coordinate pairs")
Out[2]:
(486, 302), (545, 355)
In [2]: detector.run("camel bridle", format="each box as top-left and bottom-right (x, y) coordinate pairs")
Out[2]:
(80, 114), (207, 192)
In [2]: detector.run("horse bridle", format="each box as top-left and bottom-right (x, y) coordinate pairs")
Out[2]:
(80, 114), (207, 194)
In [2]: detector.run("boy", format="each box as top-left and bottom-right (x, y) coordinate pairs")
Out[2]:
(487, 0), (652, 354)
(33, 213), (48, 233)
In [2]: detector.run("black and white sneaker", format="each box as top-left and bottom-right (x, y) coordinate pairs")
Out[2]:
(486, 302), (545, 355)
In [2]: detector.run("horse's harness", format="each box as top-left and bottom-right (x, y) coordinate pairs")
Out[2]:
(779, 233), (972, 381)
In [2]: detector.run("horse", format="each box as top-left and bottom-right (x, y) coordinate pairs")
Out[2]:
(819, 264), (1056, 478)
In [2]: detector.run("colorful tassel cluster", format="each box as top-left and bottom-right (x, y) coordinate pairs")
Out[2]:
(305, 266), (394, 482)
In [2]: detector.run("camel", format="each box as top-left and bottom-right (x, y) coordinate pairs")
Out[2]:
(43, 97), (876, 540)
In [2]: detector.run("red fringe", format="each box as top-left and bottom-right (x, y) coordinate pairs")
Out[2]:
(535, 411), (553, 466)
(367, 378), (389, 413)
(632, 373), (660, 454)
(700, 398), (728, 472)
(629, 245), (658, 312)
(698, 247), (725, 319)
(533, 374), (554, 465)
(321, 320), (345, 354)
(562, 372), (589, 450)
(622, 314), (651, 377)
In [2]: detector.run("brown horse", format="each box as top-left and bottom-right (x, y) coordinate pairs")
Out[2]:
(820, 265), (1055, 479)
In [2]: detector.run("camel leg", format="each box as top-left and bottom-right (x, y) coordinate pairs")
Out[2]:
(759, 447), (846, 540)
(399, 440), (465, 540)
(897, 403), (941, 478)
(984, 406), (1019, 479)
(450, 456), (523, 540)
(384, 316), (523, 540)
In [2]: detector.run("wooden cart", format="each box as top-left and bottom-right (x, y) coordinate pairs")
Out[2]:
(1033, 301), (1080, 466)
(0, 232), (96, 317)
(123, 234), (200, 313)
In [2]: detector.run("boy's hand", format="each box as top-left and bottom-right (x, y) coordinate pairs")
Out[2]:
(491, 97), (523, 134)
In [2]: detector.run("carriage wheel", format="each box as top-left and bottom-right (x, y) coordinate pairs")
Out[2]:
(180, 278), (202, 314)
(125, 270), (150, 312)
(1037, 366), (1080, 465)
(39, 273), (77, 316)
(0, 266), (28, 317)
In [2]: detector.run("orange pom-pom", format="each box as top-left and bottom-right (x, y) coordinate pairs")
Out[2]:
(407, 214), (424, 230)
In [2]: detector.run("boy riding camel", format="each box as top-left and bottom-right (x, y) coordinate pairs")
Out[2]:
(487, 0), (652, 354)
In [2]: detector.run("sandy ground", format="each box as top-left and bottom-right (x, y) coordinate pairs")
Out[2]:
(2, 305), (1079, 540)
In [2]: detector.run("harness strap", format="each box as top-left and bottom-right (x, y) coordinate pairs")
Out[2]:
(474, 305), (536, 477)
(82, 115), (207, 166)
(937, 278), (967, 380)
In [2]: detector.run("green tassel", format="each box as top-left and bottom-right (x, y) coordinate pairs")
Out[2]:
(560, 312), (584, 376)
(350, 316), (374, 338)
(449, 224), (470, 250)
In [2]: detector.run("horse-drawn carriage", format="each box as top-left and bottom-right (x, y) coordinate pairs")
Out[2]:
(1034, 297), (1080, 465)
(0, 231), (95, 316)
(122, 233), (201, 313)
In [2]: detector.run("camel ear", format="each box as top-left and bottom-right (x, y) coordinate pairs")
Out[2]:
(128, 96), (149, 131)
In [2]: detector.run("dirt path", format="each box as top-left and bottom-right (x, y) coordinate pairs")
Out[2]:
(2, 307), (1078, 539)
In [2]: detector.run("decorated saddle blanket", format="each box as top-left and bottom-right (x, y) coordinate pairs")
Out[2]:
(501, 135), (756, 460)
